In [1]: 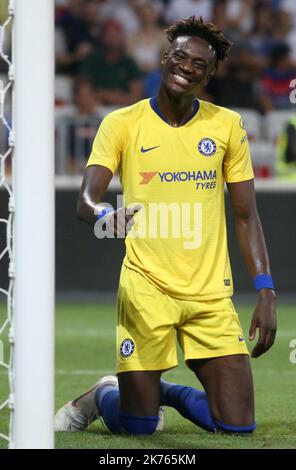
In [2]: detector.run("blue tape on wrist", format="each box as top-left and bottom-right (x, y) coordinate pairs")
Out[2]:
(253, 274), (274, 292)
(96, 207), (114, 221)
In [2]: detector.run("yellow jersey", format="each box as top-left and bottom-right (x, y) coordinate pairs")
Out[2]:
(86, 98), (254, 300)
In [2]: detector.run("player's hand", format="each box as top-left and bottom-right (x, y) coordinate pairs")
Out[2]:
(105, 204), (142, 238)
(249, 289), (277, 358)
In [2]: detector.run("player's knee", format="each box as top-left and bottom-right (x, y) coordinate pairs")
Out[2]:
(119, 411), (159, 435)
(214, 419), (256, 435)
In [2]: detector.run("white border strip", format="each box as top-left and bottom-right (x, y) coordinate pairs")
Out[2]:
(54, 176), (296, 193)
(2, 176), (296, 192)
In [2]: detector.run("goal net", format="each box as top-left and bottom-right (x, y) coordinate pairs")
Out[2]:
(0, 0), (14, 448)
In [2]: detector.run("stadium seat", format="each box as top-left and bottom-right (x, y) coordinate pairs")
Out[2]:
(231, 108), (262, 142)
(249, 141), (276, 177)
(99, 104), (121, 118)
(263, 110), (295, 144)
(55, 75), (73, 105)
(55, 105), (76, 120)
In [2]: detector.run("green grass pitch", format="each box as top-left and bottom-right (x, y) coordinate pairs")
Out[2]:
(0, 301), (296, 449)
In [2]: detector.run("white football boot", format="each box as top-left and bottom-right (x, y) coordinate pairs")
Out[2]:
(55, 375), (118, 432)
(55, 374), (165, 433)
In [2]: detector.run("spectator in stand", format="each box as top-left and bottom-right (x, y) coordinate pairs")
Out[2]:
(206, 46), (260, 109)
(281, 0), (296, 28)
(78, 20), (143, 106)
(80, 0), (102, 45)
(247, 0), (276, 69)
(55, 0), (102, 74)
(164, 0), (212, 24)
(68, 78), (101, 173)
(222, 0), (254, 43)
(143, 47), (167, 98)
(259, 42), (296, 112)
(274, 9), (296, 64)
(210, 0), (229, 31)
(100, 0), (141, 35)
(210, 0), (250, 47)
(73, 77), (100, 117)
(127, 1), (167, 74)
(100, 0), (164, 35)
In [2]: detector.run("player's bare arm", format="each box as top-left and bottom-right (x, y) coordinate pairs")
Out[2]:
(77, 165), (141, 236)
(77, 165), (112, 224)
(227, 179), (277, 358)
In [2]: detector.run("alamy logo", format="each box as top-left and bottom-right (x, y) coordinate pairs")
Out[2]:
(198, 138), (217, 156)
(120, 338), (135, 358)
(94, 195), (204, 249)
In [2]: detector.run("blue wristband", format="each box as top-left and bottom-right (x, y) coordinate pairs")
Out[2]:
(96, 206), (114, 221)
(253, 274), (274, 292)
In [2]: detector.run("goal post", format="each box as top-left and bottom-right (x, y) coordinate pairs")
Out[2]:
(12, 0), (55, 449)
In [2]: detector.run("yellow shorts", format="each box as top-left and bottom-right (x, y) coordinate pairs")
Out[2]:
(116, 265), (249, 373)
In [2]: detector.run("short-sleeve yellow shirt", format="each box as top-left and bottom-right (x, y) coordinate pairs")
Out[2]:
(87, 98), (254, 300)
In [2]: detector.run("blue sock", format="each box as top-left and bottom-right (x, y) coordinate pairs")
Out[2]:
(95, 387), (159, 435)
(119, 411), (158, 435)
(160, 380), (215, 432)
(214, 419), (256, 435)
(95, 387), (122, 433)
(160, 380), (256, 434)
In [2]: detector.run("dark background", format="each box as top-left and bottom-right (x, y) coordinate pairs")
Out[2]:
(1, 189), (293, 295)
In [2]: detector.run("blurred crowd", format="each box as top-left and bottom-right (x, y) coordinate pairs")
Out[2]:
(55, 0), (296, 113)
(0, 0), (295, 177)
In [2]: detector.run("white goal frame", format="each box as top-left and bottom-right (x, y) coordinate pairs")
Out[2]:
(12, 0), (55, 449)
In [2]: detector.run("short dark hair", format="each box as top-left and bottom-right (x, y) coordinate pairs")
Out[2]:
(165, 16), (232, 64)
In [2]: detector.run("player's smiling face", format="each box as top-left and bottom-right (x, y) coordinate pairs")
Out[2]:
(162, 36), (216, 97)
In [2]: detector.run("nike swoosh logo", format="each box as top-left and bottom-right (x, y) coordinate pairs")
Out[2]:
(238, 336), (245, 342)
(141, 145), (160, 153)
